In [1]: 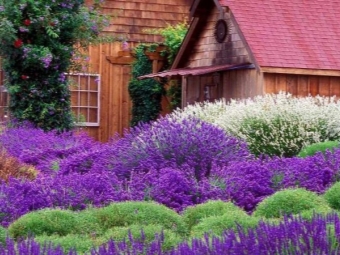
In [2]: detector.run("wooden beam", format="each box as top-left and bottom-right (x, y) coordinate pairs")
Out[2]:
(261, 67), (340, 77)
(181, 75), (188, 109)
(106, 56), (134, 65)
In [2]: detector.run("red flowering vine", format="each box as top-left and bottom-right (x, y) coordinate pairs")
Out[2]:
(23, 19), (31, 26)
(13, 39), (23, 48)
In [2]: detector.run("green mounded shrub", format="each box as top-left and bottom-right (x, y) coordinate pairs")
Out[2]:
(298, 141), (340, 158)
(253, 188), (326, 219)
(297, 206), (335, 221)
(190, 211), (259, 238)
(324, 182), (340, 210)
(34, 234), (105, 254)
(8, 209), (78, 239)
(103, 224), (182, 251)
(0, 225), (7, 245)
(87, 201), (187, 236)
(182, 200), (245, 230)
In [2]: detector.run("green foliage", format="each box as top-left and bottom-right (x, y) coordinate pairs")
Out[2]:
(190, 211), (259, 238)
(8, 209), (78, 239)
(324, 182), (340, 210)
(0, 225), (7, 245)
(253, 188), (326, 219)
(167, 80), (182, 110)
(146, 22), (188, 64)
(103, 224), (182, 251)
(34, 234), (105, 254)
(182, 200), (245, 231)
(0, 0), (111, 131)
(86, 201), (187, 236)
(128, 45), (164, 126)
(298, 141), (340, 158)
(297, 206), (335, 221)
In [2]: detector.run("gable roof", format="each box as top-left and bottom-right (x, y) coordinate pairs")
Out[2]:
(219, 0), (340, 70)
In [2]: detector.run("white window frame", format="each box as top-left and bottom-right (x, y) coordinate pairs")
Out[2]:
(67, 72), (101, 127)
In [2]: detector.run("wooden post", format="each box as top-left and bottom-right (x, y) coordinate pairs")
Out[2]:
(181, 75), (188, 108)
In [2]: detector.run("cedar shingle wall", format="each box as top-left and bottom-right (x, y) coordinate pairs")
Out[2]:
(102, 0), (193, 43)
(187, 6), (251, 67)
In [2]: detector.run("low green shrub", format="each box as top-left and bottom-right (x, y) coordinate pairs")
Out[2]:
(88, 201), (187, 236)
(34, 234), (105, 254)
(324, 182), (340, 210)
(8, 209), (78, 239)
(253, 188), (326, 218)
(297, 141), (340, 158)
(190, 211), (259, 238)
(0, 225), (7, 245)
(297, 206), (335, 221)
(182, 200), (245, 230)
(103, 224), (182, 251)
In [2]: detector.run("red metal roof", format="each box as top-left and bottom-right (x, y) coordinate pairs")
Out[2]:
(219, 0), (340, 70)
(138, 63), (253, 79)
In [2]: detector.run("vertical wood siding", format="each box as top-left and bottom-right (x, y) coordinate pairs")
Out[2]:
(264, 73), (340, 98)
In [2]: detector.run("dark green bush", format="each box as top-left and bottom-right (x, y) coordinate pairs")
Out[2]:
(87, 201), (187, 236)
(324, 182), (340, 210)
(8, 209), (78, 239)
(182, 200), (245, 230)
(103, 224), (182, 251)
(190, 211), (259, 238)
(298, 141), (340, 158)
(253, 188), (326, 218)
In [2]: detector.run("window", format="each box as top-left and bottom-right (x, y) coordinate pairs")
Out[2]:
(67, 73), (100, 126)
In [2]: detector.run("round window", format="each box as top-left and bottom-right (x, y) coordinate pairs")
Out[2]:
(214, 19), (228, 43)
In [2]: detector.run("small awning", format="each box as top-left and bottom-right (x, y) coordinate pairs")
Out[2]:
(138, 63), (254, 79)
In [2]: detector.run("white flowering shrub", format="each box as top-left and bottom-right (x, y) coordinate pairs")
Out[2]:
(171, 92), (340, 157)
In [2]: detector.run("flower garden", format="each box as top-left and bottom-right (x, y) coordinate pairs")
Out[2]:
(0, 93), (340, 254)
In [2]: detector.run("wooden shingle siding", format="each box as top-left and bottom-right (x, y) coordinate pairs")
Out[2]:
(187, 6), (251, 68)
(103, 0), (192, 42)
(264, 73), (340, 98)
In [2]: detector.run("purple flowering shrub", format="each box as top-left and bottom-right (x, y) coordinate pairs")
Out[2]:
(70, 117), (252, 181)
(0, 171), (127, 226)
(0, 126), (98, 173)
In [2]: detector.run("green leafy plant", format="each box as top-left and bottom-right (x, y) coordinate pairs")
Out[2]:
(190, 211), (259, 238)
(182, 200), (245, 231)
(85, 201), (187, 236)
(0, 0), (111, 131)
(324, 182), (340, 210)
(253, 188), (327, 219)
(128, 45), (164, 126)
(103, 224), (182, 251)
(8, 209), (78, 239)
(298, 141), (340, 158)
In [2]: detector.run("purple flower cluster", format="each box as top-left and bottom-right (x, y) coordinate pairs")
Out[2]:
(85, 117), (251, 181)
(0, 126), (98, 174)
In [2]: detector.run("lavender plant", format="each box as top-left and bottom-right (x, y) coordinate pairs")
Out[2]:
(0, 126), (98, 173)
(89, 117), (251, 181)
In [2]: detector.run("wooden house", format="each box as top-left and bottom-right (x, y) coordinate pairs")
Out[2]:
(0, 0), (193, 141)
(140, 0), (340, 107)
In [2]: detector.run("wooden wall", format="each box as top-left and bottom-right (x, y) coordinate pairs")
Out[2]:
(186, 5), (251, 67)
(222, 69), (263, 101)
(101, 0), (193, 43)
(184, 68), (263, 105)
(264, 73), (340, 98)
